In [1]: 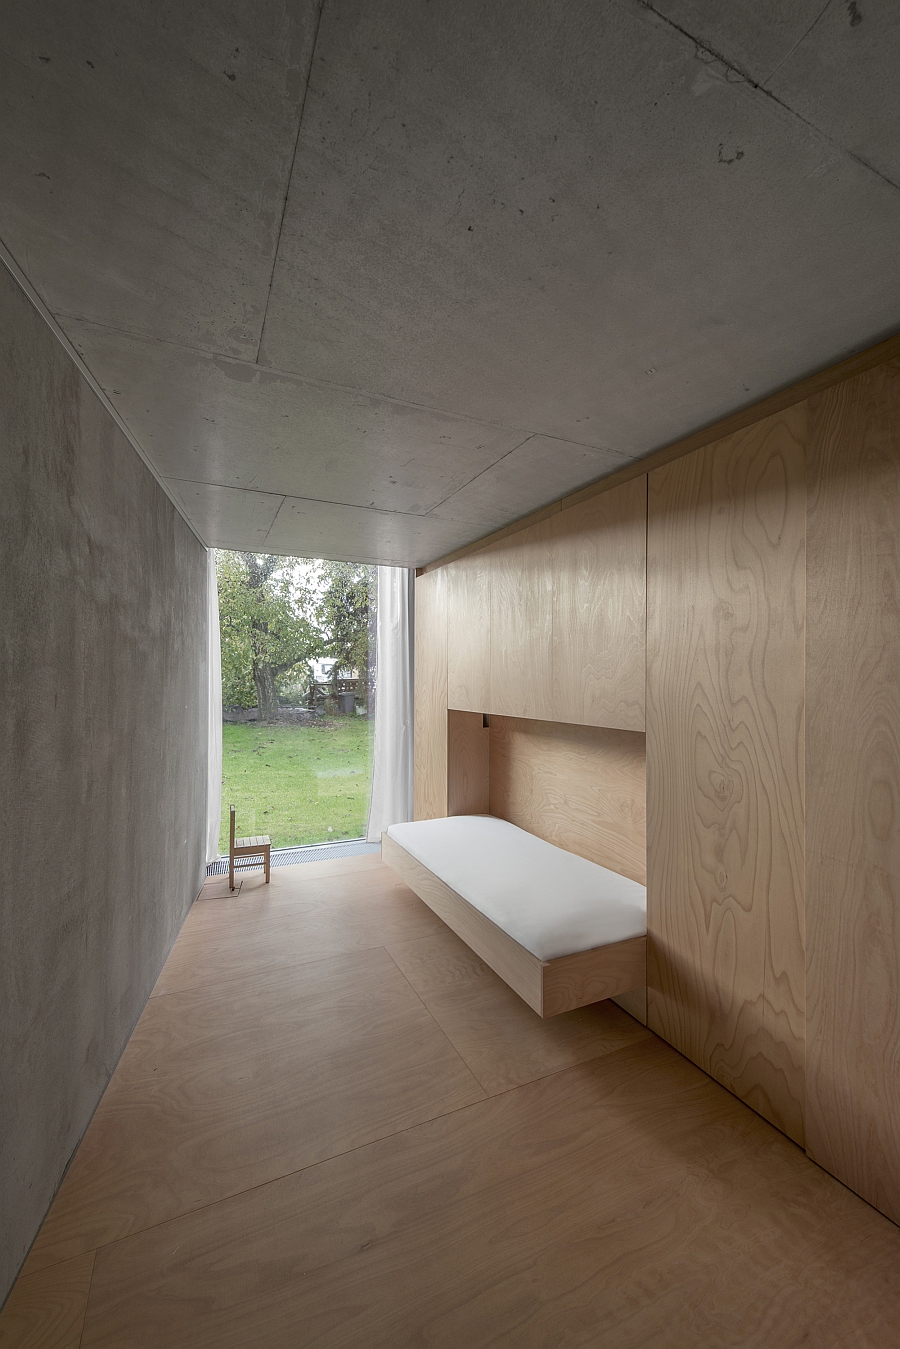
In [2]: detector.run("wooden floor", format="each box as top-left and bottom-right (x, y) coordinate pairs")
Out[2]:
(3, 856), (900, 1348)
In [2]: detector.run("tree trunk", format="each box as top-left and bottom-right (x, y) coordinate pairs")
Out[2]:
(253, 662), (279, 722)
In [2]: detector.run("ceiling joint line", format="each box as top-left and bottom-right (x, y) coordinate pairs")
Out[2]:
(59, 313), (620, 453)
(625, 0), (900, 196)
(262, 495), (289, 544)
(170, 476), (470, 524)
(255, 0), (326, 365)
(423, 435), (537, 515)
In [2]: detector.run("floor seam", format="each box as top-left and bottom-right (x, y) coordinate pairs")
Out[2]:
(382, 945), (493, 1097)
(75, 1249), (97, 1349)
(472, 1031), (661, 1104)
(25, 1037), (660, 1281)
(150, 927), (444, 1001)
(31, 950), (497, 1272)
(24, 870), (653, 1293)
(380, 944), (654, 1098)
(43, 1086), (520, 1267)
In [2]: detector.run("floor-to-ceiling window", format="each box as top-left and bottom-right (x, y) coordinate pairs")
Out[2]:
(215, 550), (375, 852)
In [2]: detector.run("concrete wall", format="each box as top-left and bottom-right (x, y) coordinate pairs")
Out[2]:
(0, 263), (208, 1302)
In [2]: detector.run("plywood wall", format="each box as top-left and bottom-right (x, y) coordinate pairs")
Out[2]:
(489, 717), (646, 885)
(490, 521), (554, 720)
(646, 406), (807, 1145)
(443, 711), (644, 882)
(413, 567), (448, 820)
(441, 477), (647, 730)
(446, 550), (492, 713)
(447, 709), (490, 816)
(413, 346), (900, 1223)
(805, 363), (900, 1223)
(550, 476), (646, 731)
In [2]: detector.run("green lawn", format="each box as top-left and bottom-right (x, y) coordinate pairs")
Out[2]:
(219, 718), (373, 853)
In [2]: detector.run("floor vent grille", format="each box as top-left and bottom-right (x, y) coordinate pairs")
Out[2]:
(206, 838), (380, 876)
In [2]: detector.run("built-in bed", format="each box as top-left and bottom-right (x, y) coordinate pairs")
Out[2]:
(382, 815), (646, 1017)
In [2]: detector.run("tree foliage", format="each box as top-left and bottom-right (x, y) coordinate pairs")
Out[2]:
(217, 552), (374, 717)
(217, 552), (319, 718)
(317, 561), (372, 689)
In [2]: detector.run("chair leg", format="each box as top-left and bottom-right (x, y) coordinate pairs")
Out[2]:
(264, 846), (270, 883)
(229, 853), (235, 891)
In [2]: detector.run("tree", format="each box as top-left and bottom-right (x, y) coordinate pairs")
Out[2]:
(217, 552), (320, 720)
(317, 561), (373, 697)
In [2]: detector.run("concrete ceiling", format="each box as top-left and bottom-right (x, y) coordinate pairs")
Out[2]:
(2, 0), (899, 565)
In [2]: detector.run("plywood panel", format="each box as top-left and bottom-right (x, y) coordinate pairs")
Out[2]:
(386, 926), (651, 1094)
(540, 938), (646, 1017)
(16, 853), (900, 1348)
(489, 716), (646, 885)
(489, 522), (552, 720)
(0, 1250), (95, 1349)
(23, 947), (486, 1275)
(447, 710), (490, 816)
(646, 405), (806, 1145)
(152, 864), (446, 999)
(551, 475), (647, 731)
(805, 363), (900, 1224)
(414, 568), (448, 820)
(74, 1043), (900, 1349)
(446, 551), (491, 713)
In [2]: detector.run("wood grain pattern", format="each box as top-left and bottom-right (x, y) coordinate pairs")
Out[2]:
(14, 856), (900, 1347)
(447, 710), (490, 816)
(0, 1250), (95, 1349)
(152, 865), (447, 998)
(386, 926), (651, 1094)
(551, 475), (647, 731)
(805, 363), (900, 1223)
(77, 1037), (900, 1349)
(420, 330), (900, 577)
(646, 405), (807, 1145)
(489, 716), (646, 885)
(23, 944), (484, 1273)
(414, 568), (448, 820)
(541, 937), (646, 1018)
(446, 550), (492, 712)
(444, 477), (646, 732)
(382, 835), (644, 1016)
(488, 521), (552, 720)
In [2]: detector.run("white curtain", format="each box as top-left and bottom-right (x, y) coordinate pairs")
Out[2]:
(205, 548), (223, 864)
(366, 566), (414, 841)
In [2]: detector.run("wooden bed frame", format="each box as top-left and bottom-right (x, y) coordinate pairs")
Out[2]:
(382, 832), (646, 1018)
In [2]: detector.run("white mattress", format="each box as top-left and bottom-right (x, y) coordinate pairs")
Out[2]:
(385, 815), (646, 961)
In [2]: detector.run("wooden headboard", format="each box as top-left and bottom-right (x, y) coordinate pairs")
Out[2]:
(447, 710), (646, 885)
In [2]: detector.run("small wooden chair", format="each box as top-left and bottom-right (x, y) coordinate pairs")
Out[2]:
(229, 804), (271, 891)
